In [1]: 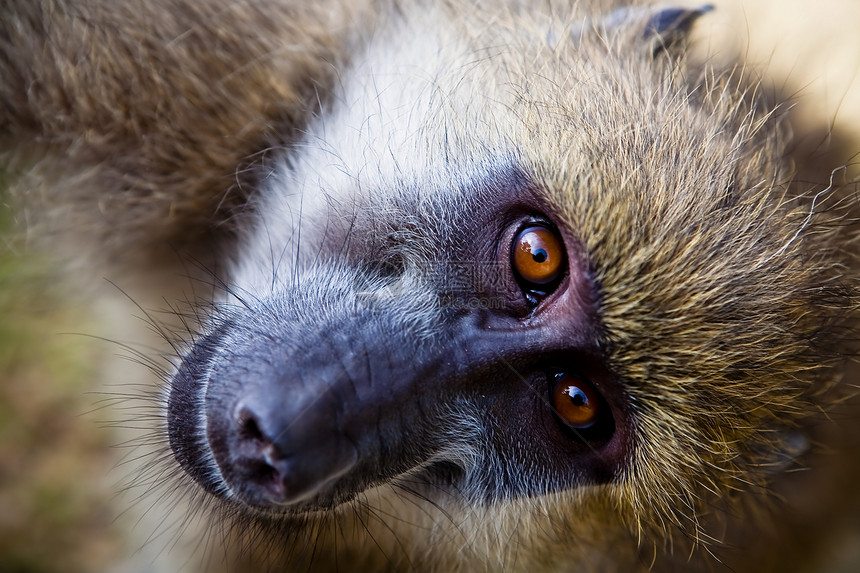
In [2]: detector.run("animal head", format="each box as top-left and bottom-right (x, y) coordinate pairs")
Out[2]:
(161, 3), (855, 569)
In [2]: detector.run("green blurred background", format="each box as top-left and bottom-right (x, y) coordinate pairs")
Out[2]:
(0, 184), (125, 573)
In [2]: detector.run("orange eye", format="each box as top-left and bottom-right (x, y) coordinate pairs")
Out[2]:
(551, 374), (600, 429)
(512, 226), (565, 287)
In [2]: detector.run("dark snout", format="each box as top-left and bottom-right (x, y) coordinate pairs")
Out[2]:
(167, 292), (497, 510)
(209, 313), (464, 508)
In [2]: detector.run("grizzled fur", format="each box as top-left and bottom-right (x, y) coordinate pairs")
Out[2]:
(1, 0), (858, 572)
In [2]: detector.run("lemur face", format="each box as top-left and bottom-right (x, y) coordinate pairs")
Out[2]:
(169, 164), (627, 511)
(165, 7), (851, 564)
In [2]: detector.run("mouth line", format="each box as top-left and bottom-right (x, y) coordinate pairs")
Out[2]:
(215, 456), (472, 519)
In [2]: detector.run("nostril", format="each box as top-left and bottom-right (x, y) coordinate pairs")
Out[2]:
(226, 403), (292, 502)
(237, 406), (267, 443)
(244, 458), (285, 501)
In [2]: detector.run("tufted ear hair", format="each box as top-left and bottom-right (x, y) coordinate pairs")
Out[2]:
(603, 4), (714, 55)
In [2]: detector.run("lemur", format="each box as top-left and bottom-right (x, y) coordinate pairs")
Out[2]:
(2, 1), (858, 571)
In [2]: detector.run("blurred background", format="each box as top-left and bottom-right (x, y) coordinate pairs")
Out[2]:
(0, 195), (125, 570)
(0, 1), (858, 571)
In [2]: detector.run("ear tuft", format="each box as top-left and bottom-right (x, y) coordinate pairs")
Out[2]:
(602, 4), (714, 56)
(645, 4), (714, 52)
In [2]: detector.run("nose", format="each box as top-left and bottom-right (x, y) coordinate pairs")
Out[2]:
(212, 389), (358, 506)
(173, 302), (521, 510)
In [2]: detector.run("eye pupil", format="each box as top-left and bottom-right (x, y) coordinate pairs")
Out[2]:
(532, 249), (547, 263)
(568, 389), (586, 406)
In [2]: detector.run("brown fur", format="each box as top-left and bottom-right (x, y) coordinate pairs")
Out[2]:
(0, 0), (366, 266)
(2, 1), (859, 571)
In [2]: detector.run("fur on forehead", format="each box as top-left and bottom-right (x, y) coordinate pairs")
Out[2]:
(235, 1), (715, 294)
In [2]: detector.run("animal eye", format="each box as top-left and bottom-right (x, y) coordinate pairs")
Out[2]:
(551, 374), (600, 429)
(511, 225), (565, 290)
